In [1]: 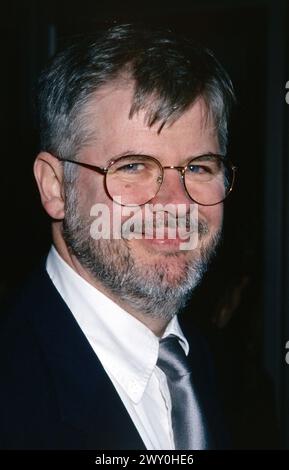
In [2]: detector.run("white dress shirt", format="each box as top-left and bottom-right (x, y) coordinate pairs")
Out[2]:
(46, 245), (204, 450)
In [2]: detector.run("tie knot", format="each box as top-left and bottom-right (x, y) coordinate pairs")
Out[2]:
(157, 334), (191, 380)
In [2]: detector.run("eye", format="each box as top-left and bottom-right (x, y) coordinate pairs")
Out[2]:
(117, 162), (145, 173)
(187, 164), (210, 174)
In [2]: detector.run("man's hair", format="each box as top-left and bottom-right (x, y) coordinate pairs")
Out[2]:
(37, 23), (235, 167)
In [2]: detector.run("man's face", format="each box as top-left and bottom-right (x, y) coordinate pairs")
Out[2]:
(63, 84), (223, 320)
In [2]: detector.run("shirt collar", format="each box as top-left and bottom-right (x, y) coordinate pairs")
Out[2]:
(46, 245), (189, 404)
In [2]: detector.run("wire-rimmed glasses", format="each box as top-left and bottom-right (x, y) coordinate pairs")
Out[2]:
(54, 153), (237, 206)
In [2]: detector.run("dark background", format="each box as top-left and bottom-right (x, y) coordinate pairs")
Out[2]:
(0, 0), (288, 449)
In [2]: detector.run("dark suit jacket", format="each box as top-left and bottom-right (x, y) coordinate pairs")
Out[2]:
(0, 260), (229, 449)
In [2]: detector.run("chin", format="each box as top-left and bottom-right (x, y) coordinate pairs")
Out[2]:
(135, 244), (201, 278)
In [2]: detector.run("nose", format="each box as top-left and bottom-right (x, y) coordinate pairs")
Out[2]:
(150, 167), (192, 207)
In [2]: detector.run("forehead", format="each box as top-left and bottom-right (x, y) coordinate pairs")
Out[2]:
(83, 84), (218, 159)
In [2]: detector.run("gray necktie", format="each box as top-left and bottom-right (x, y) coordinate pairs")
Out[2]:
(157, 334), (206, 450)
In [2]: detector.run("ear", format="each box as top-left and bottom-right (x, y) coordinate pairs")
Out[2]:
(33, 152), (65, 220)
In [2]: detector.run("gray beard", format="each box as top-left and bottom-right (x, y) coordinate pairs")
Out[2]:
(62, 186), (222, 321)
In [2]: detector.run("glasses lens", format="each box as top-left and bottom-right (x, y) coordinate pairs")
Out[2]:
(106, 155), (162, 205)
(184, 155), (233, 205)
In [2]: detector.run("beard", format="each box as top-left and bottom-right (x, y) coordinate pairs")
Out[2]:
(62, 185), (222, 321)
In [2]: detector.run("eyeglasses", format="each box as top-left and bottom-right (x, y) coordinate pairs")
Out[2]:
(54, 153), (237, 206)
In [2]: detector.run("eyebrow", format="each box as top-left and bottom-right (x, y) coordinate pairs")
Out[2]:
(105, 149), (151, 165)
(106, 150), (222, 166)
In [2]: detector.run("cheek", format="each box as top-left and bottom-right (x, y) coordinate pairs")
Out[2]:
(199, 205), (223, 232)
(78, 171), (111, 212)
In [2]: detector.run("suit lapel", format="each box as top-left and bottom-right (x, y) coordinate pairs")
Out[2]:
(24, 263), (146, 449)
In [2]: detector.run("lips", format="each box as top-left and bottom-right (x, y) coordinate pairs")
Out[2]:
(139, 236), (186, 253)
(141, 229), (195, 240)
(142, 231), (178, 240)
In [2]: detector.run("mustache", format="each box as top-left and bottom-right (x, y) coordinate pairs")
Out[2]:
(121, 212), (209, 238)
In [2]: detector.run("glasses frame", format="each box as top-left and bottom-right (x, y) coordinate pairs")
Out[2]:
(53, 153), (237, 206)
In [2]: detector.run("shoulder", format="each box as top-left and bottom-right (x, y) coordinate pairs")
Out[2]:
(0, 250), (68, 318)
(0, 257), (49, 360)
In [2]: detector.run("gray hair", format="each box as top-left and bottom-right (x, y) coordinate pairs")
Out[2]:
(37, 23), (235, 184)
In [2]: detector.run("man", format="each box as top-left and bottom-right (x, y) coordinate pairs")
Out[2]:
(0, 24), (236, 449)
